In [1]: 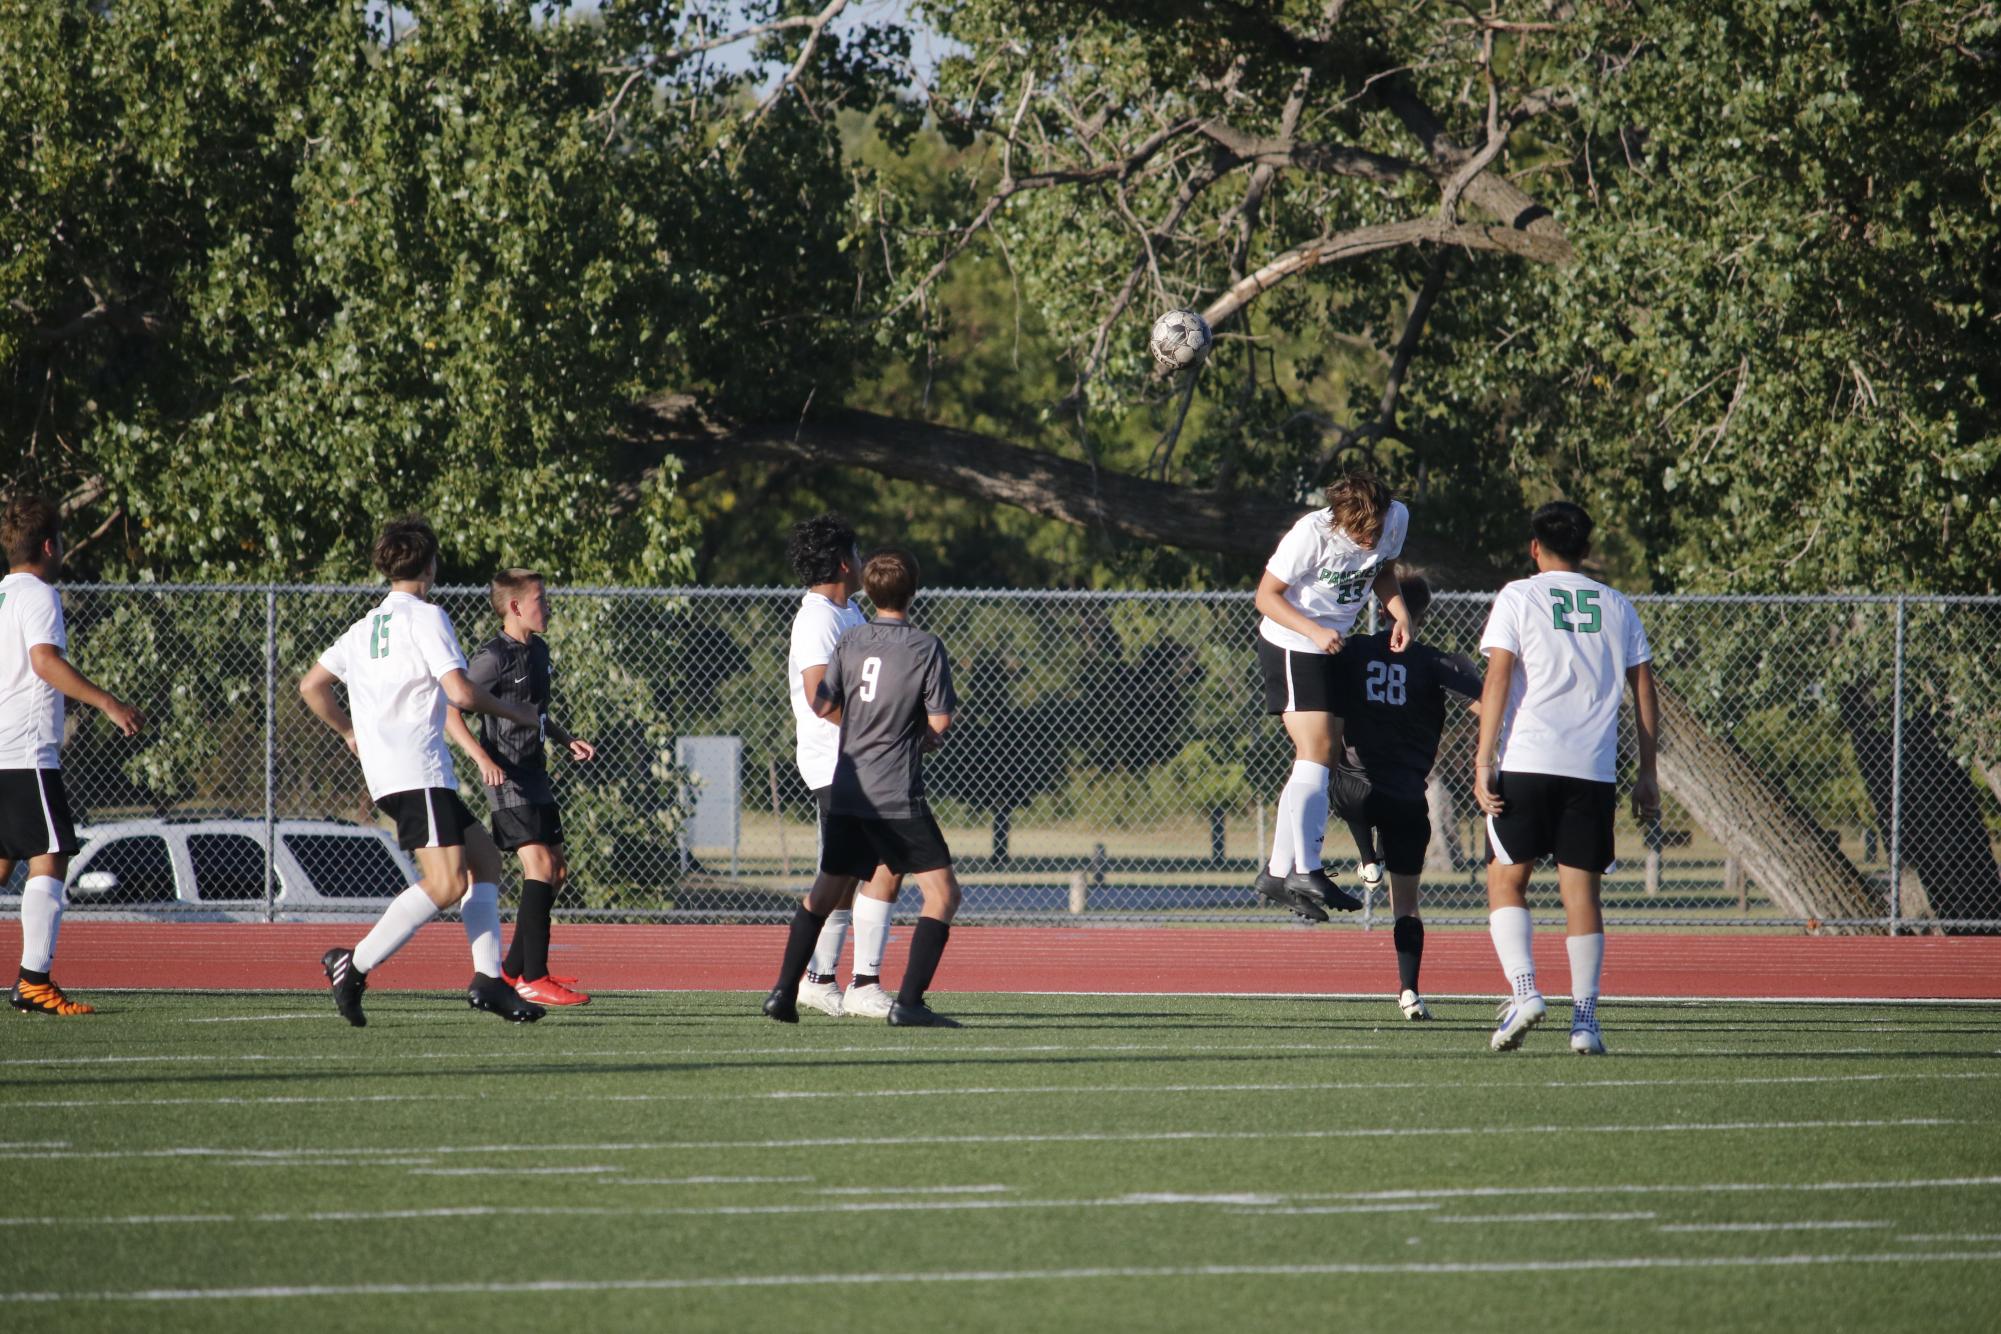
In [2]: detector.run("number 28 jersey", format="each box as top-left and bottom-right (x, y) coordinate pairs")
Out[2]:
(1333, 632), (1482, 801)
(317, 590), (469, 801)
(822, 618), (956, 819)
(1258, 502), (1409, 654)
(1479, 571), (1651, 784)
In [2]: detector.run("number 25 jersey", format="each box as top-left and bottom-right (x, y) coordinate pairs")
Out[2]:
(1479, 571), (1651, 784)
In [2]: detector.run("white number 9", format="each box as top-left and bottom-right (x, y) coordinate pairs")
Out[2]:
(859, 656), (882, 702)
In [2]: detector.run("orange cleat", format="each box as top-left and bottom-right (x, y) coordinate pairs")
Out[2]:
(10, 978), (94, 1016)
(514, 975), (590, 1006)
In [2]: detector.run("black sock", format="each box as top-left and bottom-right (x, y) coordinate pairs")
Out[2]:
(775, 905), (829, 996)
(897, 918), (951, 1008)
(806, 970), (836, 985)
(507, 880), (555, 980)
(853, 973), (879, 988)
(1393, 915), (1424, 993)
(18, 967), (50, 986)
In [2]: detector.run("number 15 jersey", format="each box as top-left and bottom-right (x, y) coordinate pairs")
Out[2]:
(317, 590), (469, 801)
(1479, 571), (1651, 784)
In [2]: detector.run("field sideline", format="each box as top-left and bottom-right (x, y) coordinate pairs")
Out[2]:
(3, 988), (2000, 1332)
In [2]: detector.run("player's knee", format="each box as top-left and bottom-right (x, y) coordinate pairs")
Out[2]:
(418, 874), (463, 908)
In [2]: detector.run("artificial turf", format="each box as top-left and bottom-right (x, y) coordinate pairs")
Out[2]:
(3, 991), (1999, 1332)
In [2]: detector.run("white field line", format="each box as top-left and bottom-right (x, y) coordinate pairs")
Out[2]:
(0, 1040), (1380, 1069)
(1038, 991), (2001, 1008)
(1657, 1220), (1893, 1233)
(179, 1014), (324, 1023)
(1431, 1212), (1658, 1224)
(8, 1252), (2001, 1304)
(10, 1069), (1998, 1113)
(409, 1166), (624, 1178)
(1900, 1234), (2001, 1243)
(8, 1176), (2001, 1231)
(234, 1157), (437, 1169)
(0, 1118), (1965, 1165)
(814, 1185), (1013, 1196)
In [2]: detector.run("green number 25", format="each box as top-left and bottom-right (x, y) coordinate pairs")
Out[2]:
(1549, 588), (1602, 634)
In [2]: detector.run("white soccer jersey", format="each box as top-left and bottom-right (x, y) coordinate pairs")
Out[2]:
(0, 573), (67, 769)
(317, 590), (468, 801)
(1479, 570), (1652, 783)
(1258, 502), (1409, 653)
(789, 591), (866, 790)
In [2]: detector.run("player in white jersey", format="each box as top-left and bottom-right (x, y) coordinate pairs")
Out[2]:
(0, 495), (144, 1017)
(1252, 472), (1414, 918)
(785, 515), (904, 1019)
(299, 516), (547, 1026)
(1472, 501), (1660, 1055)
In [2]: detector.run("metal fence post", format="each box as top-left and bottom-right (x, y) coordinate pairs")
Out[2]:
(1888, 596), (1905, 936)
(264, 586), (278, 924)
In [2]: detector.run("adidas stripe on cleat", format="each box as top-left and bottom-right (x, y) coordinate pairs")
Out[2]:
(10, 978), (94, 1016)
(320, 948), (367, 1027)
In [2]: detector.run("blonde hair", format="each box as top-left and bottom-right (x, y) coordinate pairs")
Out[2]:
(489, 568), (544, 618)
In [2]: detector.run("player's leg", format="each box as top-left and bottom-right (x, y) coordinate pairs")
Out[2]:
(10, 770), (92, 1015)
(886, 812), (960, 1027)
(1485, 773), (1551, 1051)
(457, 816), (544, 1022)
(798, 787), (854, 1016)
(508, 840), (586, 1005)
(1556, 779), (1615, 1055)
(1331, 766), (1383, 910)
(1272, 708), (1361, 914)
(764, 870), (861, 1023)
(1377, 795), (1432, 1020)
(845, 865), (902, 1019)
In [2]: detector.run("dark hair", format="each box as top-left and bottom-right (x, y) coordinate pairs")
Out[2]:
(862, 548), (919, 613)
(1325, 472), (1393, 547)
(372, 515), (439, 581)
(489, 568), (544, 618)
(787, 513), (859, 586)
(0, 493), (60, 567)
(1530, 501), (1593, 562)
(1396, 569), (1431, 620)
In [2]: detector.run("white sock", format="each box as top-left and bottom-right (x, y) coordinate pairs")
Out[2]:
(1567, 932), (1605, 1027)
(353, 885), (438, 974)
(19, 875), (63, 974)
(808, 908), (852, 980)
(1488, 905), (1537, 999)
(1265, 803), (1295, 877)
(852, 895), (893, 978)
(1280, 760), (1330, 872)
(461, 882), (502, 978)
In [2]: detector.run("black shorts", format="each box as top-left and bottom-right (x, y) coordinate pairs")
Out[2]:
(821, 807), (950, 878)
(490, 803), (563, 852)
(812, 787), (882, 880)
(0, 768), (80, 861)
(375, 787), (478, 852)
(1485, 772), (1617, 873)
(1257, 637), (1343, 715)
(1332, 770), (1431, 876)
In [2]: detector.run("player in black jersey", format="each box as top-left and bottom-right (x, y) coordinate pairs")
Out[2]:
(1321, 575), (1480, 1019)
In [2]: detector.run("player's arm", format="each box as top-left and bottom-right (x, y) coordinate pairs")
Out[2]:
(444, 708), (506, 787)
(1443, 652), (1484, 716)
(28, 644), (142, 736)
(1471, 648), (1515, 815)
(1254, 570), (1344, 653)
(1628, 660), (1662, 822)
(440, 668), (538, 728)
(298, 661), (356, 752)
(805, 663), (843, 726)
(1370, 565), (1413, 652)
(540, 667), (592, 761)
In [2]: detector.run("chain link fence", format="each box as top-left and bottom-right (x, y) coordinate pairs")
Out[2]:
(6, 585), (1998, 932)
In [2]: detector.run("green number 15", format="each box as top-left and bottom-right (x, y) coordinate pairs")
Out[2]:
(1549, 588), (1602, 634)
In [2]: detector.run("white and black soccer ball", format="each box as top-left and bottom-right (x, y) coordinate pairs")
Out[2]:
(1148, 308), (1212, 375)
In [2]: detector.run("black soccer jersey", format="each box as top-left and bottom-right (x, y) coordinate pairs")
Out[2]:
(1332, 632), (1481, 801)
(821, 618), (956, 820)
(466, 633), (555, 809)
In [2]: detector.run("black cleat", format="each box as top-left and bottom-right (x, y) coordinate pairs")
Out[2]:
(321, 948), (368, 1027)
(468, 973), (545, 1023)
(1287, 868), (1362, 913)
(1259, 869), (1327, 922)
(887, 1000), (961, 1028)
(762, 987), (800, 1023)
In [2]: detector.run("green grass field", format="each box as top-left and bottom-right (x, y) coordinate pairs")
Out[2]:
(5, 992), (2000, 1332)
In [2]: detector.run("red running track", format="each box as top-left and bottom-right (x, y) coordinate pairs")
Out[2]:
(7, 922), (2001, 1000)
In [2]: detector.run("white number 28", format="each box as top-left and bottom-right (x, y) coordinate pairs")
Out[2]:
(858, 656), (883, 702)
(1365, 660), (1407, 706)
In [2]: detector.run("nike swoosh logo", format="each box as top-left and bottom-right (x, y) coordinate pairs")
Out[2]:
(512, 676), (527, 684)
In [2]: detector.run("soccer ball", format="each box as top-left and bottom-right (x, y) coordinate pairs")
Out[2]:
(1148, 308), (1212, 375)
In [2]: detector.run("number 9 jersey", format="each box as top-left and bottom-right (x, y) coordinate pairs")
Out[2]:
(1479, 571), (1652, 784)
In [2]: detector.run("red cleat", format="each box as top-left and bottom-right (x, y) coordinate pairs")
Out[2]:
(514, 976), (590, 1006)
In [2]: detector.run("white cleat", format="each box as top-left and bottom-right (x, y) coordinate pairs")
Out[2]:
(1570, 1023), (1607, 1055)
(1397, 989), (1433, 1021)
(1490, 994), (1547, 1052)
(798, 977), (845, 1018)
(843, 981), (894, 1019)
